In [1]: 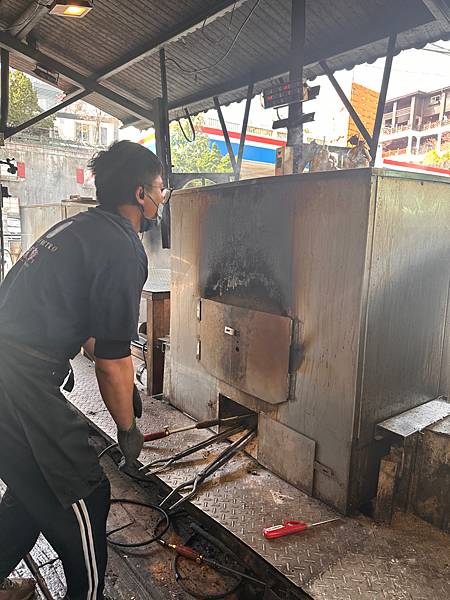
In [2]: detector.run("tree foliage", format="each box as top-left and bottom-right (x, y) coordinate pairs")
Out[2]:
(170, 115), (232, 173)
(8, 70), (55, 131)
(423, 148), (450, 169)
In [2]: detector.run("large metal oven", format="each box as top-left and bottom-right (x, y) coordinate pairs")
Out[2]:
(169, 168), (450, 513)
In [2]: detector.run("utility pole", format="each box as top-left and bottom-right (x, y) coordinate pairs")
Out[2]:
(287, 0), (306, 173)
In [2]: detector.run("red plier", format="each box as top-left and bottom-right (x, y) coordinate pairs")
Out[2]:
(263, 517), (340, 539)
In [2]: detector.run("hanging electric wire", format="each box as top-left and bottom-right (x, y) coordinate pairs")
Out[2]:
(201, 0), (238, 44)
(166, 0), (261, 75)
(177, 108), (196, 142)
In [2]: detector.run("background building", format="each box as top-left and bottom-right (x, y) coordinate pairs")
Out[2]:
(381, 86), (450, 160)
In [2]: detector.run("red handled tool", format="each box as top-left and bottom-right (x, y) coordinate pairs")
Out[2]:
(143, 414), (254, 442)
(263, 517), (340, 539)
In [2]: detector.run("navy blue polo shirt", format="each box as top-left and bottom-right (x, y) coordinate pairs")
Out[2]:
(0, 207), (148, 359)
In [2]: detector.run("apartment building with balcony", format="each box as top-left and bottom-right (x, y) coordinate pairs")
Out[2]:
(381, 86), (450, 160)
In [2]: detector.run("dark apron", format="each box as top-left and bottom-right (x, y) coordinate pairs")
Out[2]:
(0, 340), (104, 508)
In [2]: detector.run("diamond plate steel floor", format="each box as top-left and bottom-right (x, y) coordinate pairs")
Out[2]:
(68, 355), (450, 600)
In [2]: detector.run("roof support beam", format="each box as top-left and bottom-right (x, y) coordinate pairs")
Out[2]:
(235, 83), (253, 181)
(8, 0), (52, 40)
(0, 48), (10, 135)
(213, 96), (237, 174)
(93, 0), (245, 82)
(4, 90), (89, 139)
(319, 60), (373, 148)
(370, 33), (397, 163)
(287, 0), (306, 173)
(422, 0), (450, 24)
(169, 6), (429, 114)
(158, 48), (172, 183)
(0, 30), (154, 124)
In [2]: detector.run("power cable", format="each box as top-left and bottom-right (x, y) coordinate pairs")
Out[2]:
(201, 1), (237, 44)
(166, 0), (261, 75)
(106, 498), (170, 547)
(177, 108), (196, 142)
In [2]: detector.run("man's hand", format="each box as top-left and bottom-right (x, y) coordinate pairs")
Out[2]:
(117, 420), (144, 466)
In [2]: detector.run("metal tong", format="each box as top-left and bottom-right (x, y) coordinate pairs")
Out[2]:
(143, 414), (254, 442)
(159, 427), (256, 512)
(139, 425), (246, 475)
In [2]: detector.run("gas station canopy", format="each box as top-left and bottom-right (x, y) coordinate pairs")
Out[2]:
(0, 0), (449, 128)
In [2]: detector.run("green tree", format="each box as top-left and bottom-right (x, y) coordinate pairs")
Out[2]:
(170, 115), (232, 173)
(8, 70), (55, 131)
(423, 148), (450, 169)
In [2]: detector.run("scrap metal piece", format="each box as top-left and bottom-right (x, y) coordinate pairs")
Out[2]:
(377, 398), (450, 438)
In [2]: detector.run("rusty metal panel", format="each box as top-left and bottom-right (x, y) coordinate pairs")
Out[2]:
(413, 416), (450, 532)
(199, 299), (292, 404)
(277, 169), (374, 512)
(357, 174), (450, 442)
(198, 178), (295, 316)
(258, 413), (315, 494)
(377, 398), (450, 438)
(439, 279), (450, 398)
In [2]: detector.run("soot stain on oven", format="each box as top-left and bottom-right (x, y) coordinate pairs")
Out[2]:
(199, 188), (294, 316)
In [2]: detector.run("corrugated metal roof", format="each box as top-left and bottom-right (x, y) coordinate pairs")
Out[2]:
(0, 0), (449, 127)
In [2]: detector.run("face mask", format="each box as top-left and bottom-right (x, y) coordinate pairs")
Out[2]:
(139, 215), (153, 233)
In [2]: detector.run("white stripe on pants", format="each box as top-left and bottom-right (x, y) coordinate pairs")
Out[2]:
(71, 500), (99, 600)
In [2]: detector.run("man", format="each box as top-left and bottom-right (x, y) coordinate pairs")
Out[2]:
(0, 141), (165, 600)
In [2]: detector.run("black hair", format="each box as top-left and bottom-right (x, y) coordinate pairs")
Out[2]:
(88, 140), (163, 209)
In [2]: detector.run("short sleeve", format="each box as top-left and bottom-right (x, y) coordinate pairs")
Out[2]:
(89, 251), (147, 342)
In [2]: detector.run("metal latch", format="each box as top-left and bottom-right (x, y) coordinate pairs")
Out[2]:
(224, 326), (238, 336)
(314, 460), (334, 478)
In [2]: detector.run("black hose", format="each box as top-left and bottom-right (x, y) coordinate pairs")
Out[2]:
(173, 552), (242, 600)
(107, 499), (170, 548)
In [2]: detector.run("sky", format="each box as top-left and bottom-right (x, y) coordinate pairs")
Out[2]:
(121, 40), (450, 144)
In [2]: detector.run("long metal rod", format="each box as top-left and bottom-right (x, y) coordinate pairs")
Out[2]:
(8, 0), (52, 39)
(235, 83), (253, 181)
(5, 90), (89, 139)
(0, 186), (4, 283)
(0, 48), (10, 134)
(319, 60), (373, 148)
(213, 96), (237, 173)
(159, 48), (172, 183)
(287, 0), (306, 173)
(0, 30), (154, 124)
(23, 553), (54, 600)
(370, 33), (397, 163)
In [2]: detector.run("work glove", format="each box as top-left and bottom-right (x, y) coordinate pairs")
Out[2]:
(117, 419), (144, 467)
(133, 384), (143, 418)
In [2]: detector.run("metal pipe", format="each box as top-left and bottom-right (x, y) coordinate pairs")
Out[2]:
(0, 30), (154, 124)
(213, 96), (237, 174)
(159, 48), (172, 183)
(0, 48), (10, 134)
(235, 83), (253, 181)
(319, 60), (373, 149)
(287, 0), (306, 173)
(370, 33), (397, 163)
(6, 90), (89, 139)
(0, 186), (4, 282)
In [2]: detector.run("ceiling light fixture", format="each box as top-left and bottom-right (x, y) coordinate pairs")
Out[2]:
(49, 1), (93, 18)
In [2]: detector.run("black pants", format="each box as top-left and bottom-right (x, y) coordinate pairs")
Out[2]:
(0, 346), (110, 600)
(0, 478), (110, 600)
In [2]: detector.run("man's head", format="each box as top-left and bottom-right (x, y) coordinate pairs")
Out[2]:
(89, 141), (164, 220)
